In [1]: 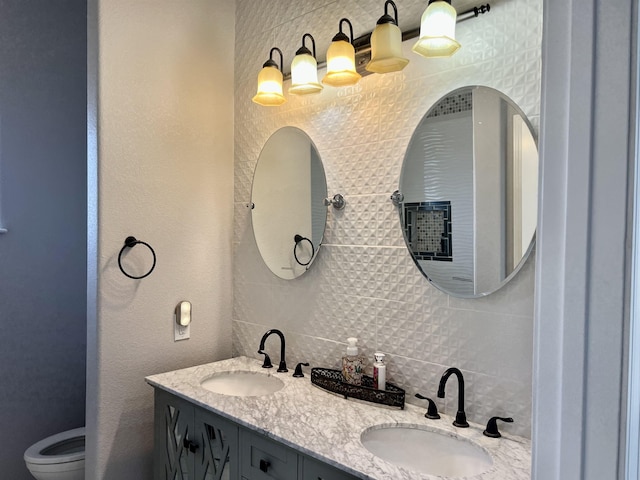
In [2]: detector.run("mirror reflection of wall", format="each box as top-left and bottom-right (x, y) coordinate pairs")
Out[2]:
(251, 127), (327, 280)
(403, 92), (475, 295)
(399, 86), (538, 297)
(509, 113), (538, 268)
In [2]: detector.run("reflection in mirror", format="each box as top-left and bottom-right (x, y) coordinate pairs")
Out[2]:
(251, 127), (327, 279)
(399, 86), (538, 297)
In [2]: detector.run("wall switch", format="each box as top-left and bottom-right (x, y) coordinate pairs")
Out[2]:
(174, 314), (190, 341)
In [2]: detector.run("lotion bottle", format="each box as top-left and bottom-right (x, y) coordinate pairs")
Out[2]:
(342, 337), (365, 385)
(373, 352), (386, 390)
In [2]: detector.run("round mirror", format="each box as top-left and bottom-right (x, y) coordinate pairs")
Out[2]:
(399, 86), (538, 297)
(251, 127), (327, 279)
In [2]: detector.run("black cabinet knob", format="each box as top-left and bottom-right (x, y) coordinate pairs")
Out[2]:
(182, 438), (199, 453)
(259, 459), (271, 473)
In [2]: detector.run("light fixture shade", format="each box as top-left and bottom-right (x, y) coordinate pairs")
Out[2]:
(290, 53), (323, 95)
(366, 22), (409, 73)
(252, 65), (286, 106)
(322, 39), (361, 87)
(290, 35), (323, 95)
(412, 0), (461, 58)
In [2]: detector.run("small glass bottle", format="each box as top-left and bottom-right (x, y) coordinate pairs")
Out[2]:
(342, 337), (365, 385)
(373, 352), (386, 390)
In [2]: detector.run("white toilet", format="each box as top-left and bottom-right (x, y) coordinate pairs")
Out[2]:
(24, 427), (85, 480)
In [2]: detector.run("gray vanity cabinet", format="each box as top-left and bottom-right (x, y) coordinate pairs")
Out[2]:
(240, 429), (298, 479)
(154, 389), (239, 480)
(154, 389), (360, 480)
(301, 456), (362, 480)
(240, 431), (360, 480)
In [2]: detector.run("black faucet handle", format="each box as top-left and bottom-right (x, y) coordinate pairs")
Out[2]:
(415, 393), (441, 419)
(483, 416), (513, 438)
(258, 350), (273, 369)
(293, 362), (309, 377)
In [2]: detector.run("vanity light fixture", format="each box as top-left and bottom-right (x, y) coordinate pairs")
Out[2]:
(322, 18), (362, 87)
(251, 3), (490, 104)
(412, 0), (461, 58)
(289, 34), (323, 95)
(366, 0), (409, 74)
(252, 47), (286, 106)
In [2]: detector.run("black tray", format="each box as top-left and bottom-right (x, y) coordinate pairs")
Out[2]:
(310, 367), (405, 409)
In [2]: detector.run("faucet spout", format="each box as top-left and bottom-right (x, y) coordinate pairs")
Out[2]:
(437, 367), (469, 428)
(258, 329), (288, 372)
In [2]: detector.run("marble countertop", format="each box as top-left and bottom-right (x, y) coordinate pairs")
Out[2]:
(145, 356), (531, 480)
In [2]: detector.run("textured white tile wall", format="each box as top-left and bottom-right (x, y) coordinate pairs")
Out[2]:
(233, 0), (541, 438)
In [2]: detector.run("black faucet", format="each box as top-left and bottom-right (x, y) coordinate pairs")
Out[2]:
(257, 329), (288, 372)
(437, 367), (469, 428)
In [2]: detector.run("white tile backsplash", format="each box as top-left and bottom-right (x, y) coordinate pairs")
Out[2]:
(233, 0), (541, 438)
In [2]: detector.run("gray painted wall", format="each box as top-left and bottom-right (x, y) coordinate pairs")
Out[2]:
(0, 1), (87, 479)
(86, 1), (235, 478)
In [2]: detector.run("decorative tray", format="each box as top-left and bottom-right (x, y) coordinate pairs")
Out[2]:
(310, 367), (405, 409)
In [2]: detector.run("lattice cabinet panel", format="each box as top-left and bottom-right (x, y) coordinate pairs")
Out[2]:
(154, 390), (195, 480)
(195, 408), (239, 480)
(154, 390), (239, 480)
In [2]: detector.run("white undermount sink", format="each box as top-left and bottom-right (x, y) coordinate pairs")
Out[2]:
(200, 370), (284, 397)
(361, 425), (493, 477)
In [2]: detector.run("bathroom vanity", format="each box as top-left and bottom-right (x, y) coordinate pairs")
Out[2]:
(146, 356), (531, 480)
(153, 388), (358, 479)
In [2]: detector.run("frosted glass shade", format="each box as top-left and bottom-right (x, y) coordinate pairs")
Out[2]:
(322, 39), (361, 87)
(412, 1), (461, 58)
(366, 22), (409, 73)
(252, 65), (286, 106)
(289, 53), (323, 95)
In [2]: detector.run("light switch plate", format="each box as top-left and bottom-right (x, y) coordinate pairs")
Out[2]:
(174, 314), (190, 341)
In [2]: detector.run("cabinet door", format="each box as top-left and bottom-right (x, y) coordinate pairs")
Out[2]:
(240, 429), (298, 480)
(194, 408), (239, 480)
(154, 389), (195, 480)
(302, 456), (362, 480)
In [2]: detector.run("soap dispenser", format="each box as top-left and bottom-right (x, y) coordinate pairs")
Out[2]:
(373, 352), (386, 390)
(342, 337), (365, 385)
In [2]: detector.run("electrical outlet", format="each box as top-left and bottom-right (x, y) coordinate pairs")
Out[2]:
(174, 314), (190, 341)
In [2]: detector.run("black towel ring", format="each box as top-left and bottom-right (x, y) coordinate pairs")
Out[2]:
(118, 236), (156, 279)
(293, 234), (315, 266)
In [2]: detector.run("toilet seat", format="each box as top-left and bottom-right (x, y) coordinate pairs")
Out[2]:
(24, 427), (85, 465)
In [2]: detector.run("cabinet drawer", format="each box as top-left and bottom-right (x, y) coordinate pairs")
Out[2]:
(302, 456), (361, 480)
(241, 429), (298, 480)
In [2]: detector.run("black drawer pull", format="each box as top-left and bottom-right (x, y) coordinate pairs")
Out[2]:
(182, 438), (198, 453)
(259, 459), (271, 472)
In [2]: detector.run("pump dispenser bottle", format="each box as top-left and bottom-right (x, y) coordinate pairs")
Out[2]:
(373, 352), (386, 390)
(342, 337), (365, 385)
